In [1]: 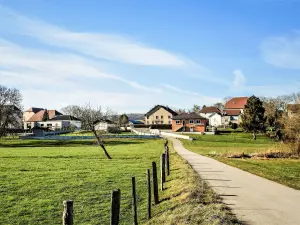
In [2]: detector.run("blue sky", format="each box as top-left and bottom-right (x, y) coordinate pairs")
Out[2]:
(0, 0), (299, 113)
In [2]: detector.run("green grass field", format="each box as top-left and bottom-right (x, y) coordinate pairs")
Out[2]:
(182, 133), (300, 190)
(0, 138), (240, 225)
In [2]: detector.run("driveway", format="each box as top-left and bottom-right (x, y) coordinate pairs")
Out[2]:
(171, 138), (300, 225)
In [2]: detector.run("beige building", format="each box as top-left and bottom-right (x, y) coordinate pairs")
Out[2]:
(145, 105), (178, 125)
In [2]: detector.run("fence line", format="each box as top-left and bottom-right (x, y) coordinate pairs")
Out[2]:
(61, 140), (170, 224)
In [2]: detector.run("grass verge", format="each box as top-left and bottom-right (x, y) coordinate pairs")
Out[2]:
(182, 133), (300, 190)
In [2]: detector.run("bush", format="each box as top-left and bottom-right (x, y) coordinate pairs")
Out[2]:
(107, 126), (121, 134)
(231, 123), (238, 130)
(133, 124), (172, 130)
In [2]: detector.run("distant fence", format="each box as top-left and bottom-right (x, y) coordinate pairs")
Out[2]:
(149, 129), (192, 140)
(20, 134), (160, 140)
(62, 140), (171, 225)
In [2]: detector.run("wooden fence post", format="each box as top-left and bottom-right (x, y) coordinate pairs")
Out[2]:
(132, 177), (138, 225)
(111, 189), (121, 225)
(152, 162), (159, 204)
(165, 145), (170, 176)
(63, 200), (73, 225)
(161, 153), (166, 191)
(147, 169), (151, 219)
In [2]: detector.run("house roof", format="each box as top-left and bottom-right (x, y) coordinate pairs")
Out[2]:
(224, 97), (248, 109)
(172, 112), (206, 120)
(94, 119), (115, 125)
(145, 105), (178, 117)
(50, 115), (80, 121)
(27, 109), (62, 122)
(48, 110), (63, 119)
(223, 110), (241, 116)
(200, 106), (220, 113)
(287, 104), (300, 112)
(26, 107), (44, 113)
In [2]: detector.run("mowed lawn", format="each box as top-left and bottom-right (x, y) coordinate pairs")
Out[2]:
(182, 133), (300, 190)
(0, 138), (165, 225)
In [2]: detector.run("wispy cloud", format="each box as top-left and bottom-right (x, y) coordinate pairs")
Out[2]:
(0, 39), (161, 93)
(233, 69), (246, 88)
(0, 6), (203, 69)
(260, 31), (300, 69)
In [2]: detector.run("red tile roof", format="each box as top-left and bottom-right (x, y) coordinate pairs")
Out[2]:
(27, 109), (62, 122)
(199, 106), (220, 113)
(223, 110), (241, 116)
(224, 97), (248, 109)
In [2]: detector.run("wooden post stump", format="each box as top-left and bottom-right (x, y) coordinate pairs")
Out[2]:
(147, 169), (151, 219)
(63, 200), (73, 225)
(161, 153), (166, 191)
(111, 189), (121, 225)
(132, 177), (138, 225)
(152, 162), (159, 204)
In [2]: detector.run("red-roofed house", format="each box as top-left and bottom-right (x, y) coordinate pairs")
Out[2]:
(223, 97), (248, 124)
(23, 108), (63, 130)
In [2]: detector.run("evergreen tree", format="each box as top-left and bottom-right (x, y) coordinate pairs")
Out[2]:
(119, 114), (129, 131)
(241, 96), (266, 140)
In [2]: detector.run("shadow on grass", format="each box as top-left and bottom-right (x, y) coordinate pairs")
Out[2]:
(0, 139), (144, 148)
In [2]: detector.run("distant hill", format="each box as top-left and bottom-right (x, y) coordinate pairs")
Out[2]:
(127, 113), (144, 120)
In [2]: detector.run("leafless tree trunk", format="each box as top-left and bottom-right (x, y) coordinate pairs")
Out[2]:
(92, 129), (112, 159)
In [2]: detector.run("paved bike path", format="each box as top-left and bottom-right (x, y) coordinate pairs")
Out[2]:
(171, 138), (300, 225)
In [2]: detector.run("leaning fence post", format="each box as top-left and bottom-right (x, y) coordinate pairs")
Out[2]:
(111, 189), (121, 225)
(152, 162), (159, 204)
(165, 145), (170, 176)
(132, 177), (138, 225)
(63, 200), (73, 225)
(147, 169), (151, 219)
(161, 153), (166, 191)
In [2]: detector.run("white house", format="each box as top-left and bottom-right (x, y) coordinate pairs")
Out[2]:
(208, 113), (223, 127)
(199, 107), (221, 119)
(94, 119), (116, 131)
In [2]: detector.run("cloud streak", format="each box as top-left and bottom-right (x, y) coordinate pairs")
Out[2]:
(0, 6), (200, 68)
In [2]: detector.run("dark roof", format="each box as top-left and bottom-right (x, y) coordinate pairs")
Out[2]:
(172, 112), (206, 120)
(224, 97), (248, 109)
(287, 104), (300, 112)
(129, 120), (144, 124)
(200, 106), (220, 113)
(26, 107), (44, 113)
(145, 105), (178, 117)
(50, 115), (81, 121)
(223, 110), (241, 116)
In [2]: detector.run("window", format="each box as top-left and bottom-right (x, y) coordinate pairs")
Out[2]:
(189, 120), (194, 124)
(147, 121), (149, 125)
(156, 116), (159, 119)
(168, 115), (171, 119)
(176, 120), (181, 125)
(152, 121), (154, 124)
(40, 124), (44, 127)
(147, 116), (149, 119)
(168, 121), (171, 124)
(47, 124), (52, 127)
(161, 115), (163, 119)
(196, 120), (201, 124)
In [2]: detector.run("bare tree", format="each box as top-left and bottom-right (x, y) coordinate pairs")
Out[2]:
(223, 96), (233, 104)
(213, 102), (224, 111)
(75, 103), (112, 159)
(191, 104), (201, 114)
(0, 85), (22, 137)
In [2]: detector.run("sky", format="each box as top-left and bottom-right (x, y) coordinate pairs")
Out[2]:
(0, 0), (299, 113)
